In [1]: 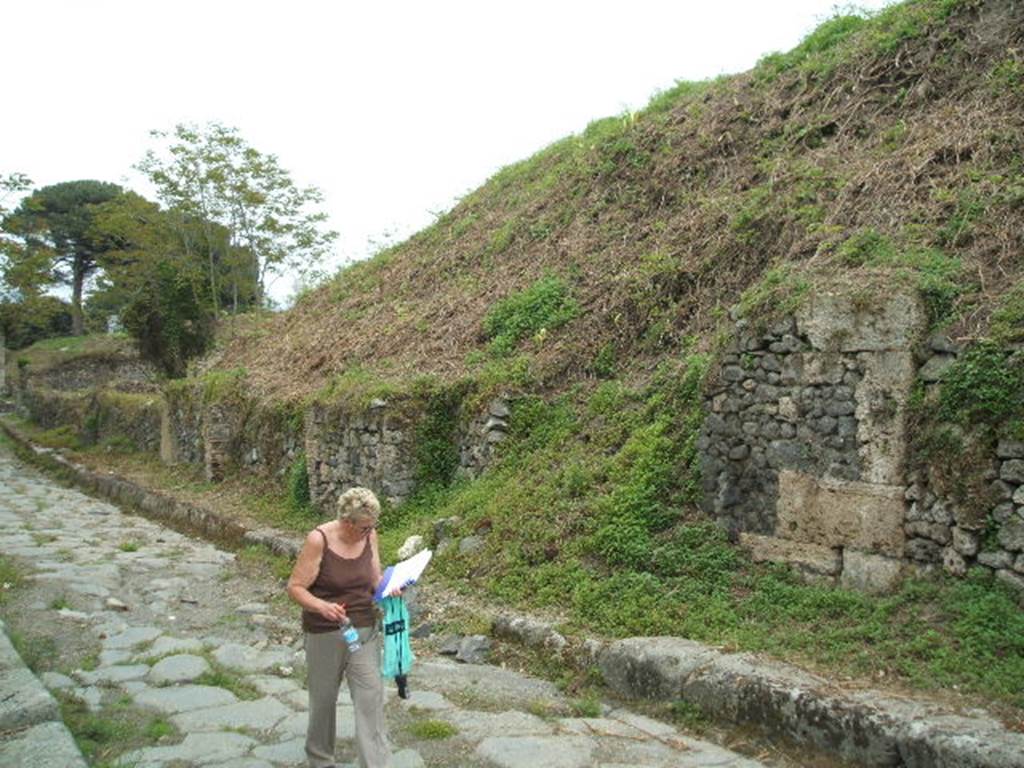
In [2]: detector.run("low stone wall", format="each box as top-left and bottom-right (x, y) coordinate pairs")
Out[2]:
(92, 391), (162, 452)
(163, 382), (204, 465)
(32, 355), (158, 393)
(457, 398), (510, 480)
(904, 338), (1024, 593)
(16, 386), (162, 453)
(305, 400), (418, 507)
(17, 387), (91, 432)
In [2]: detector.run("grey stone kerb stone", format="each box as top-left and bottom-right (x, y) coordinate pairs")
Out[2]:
(0, 619), (89, 768)
(597, 635), (1024, 768)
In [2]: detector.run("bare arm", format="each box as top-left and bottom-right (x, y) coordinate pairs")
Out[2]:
(286, 530), (346, 622)
(370, 530), (403, 596)
(369, 530), (384, 587)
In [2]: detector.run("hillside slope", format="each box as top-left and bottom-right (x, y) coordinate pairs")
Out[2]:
(179, 0), (1024, 716)
(211, 0), (1022, 404)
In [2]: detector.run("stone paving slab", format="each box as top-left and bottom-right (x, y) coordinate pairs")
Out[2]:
(476, 734), (596, 768)
(118, 731), (258, 767)
(147, 653), (210, 683)
(170, 695), (292, 732)
(0, 665), (60, 731)
(134, 683), (238, 713)
(0, 431), (778, 768)
(0, 720), (89, 768)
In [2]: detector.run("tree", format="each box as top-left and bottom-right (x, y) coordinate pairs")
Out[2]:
(0, 294), (73, 350)
(1, 180), (122, 335)
(137, 122), (337, 307)
(0, 173), (31, 217)
(89, 191), (221, 376)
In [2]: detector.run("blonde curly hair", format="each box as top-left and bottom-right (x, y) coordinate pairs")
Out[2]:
(336, 487), (381, 523)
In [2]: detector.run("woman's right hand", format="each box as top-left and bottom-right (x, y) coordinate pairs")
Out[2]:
(317, 600), (347, 622)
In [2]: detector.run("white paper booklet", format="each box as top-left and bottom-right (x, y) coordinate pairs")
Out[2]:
(375, 548), (433, 600)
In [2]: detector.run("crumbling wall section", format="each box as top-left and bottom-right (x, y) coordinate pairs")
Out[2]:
(701, 286), (926, 590)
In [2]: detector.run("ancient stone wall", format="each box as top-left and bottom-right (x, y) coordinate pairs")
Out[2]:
(17, 387), (91, 432)
(31, 356), (158, 393)
(457, 398), (510, 480)
(15, 386), (161, 452)
(700, 287), (926, 590)
(304, 401), (418, 507)
(91, 391), (162, 452)
(163, 383), (204, 465)
(905, 338), (1024, 594)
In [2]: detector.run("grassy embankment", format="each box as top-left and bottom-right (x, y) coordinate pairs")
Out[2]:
(4, 0), (1024, 719)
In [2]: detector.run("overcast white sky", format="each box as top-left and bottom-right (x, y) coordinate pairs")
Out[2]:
(2, 0), (894, 304)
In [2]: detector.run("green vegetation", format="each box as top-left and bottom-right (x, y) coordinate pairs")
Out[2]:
(58, 692), (179, 765)
(9, 631), (57, 673)
(757, 13), (867, 81)
(483, 276), (579, 356)
(286, 452), (314, 515)
(314, 366), (403, 410)
(407, 718), (458, 739)
(195, 663), (262, 700)
(668, 699), (711, 732)
(735, 265), (811, 327)
(199, 367), (249, 404)
(4, 333), (134, 374)
(0, 555), (22, 605)
(938, 342), (1024, 433)
(412, 380), (464, 489)
(833, 229), (965, 326)
(49, 595), (71, 610)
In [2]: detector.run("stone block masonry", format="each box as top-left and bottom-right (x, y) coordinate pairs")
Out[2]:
(701, 286), (927, 590)
(305, 400), (418, 507)
(701, 283), (1024, 597)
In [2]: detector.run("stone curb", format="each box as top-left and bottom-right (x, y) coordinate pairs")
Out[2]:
(0, 619), (88, 767)
(496, 615), (1024, 768)
(5, 420), (1023, 768)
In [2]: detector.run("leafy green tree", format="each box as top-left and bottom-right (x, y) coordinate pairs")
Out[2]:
(0, 294), (73, 350)
(137, 122), (337, 307)
(89, 191), (219, 376)
(1, 180), (121, 335)
(0, 173), (31, 217)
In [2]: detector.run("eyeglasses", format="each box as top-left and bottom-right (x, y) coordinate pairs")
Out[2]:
(351, 521), (377, 534)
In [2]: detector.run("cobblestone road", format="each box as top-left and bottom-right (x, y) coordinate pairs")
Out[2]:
(0, 442), (768, 768)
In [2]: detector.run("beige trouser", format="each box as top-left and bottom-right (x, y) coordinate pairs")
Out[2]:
(305, 627), (390, 768)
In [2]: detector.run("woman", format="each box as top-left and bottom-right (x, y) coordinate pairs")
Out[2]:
(287, 487), (391, 768)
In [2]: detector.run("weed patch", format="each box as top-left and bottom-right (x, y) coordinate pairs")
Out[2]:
(483, 276), (579, 356)
(0, 555), (22, 604)
(58, 692), (178, 765)
(407, 718), (458, 739)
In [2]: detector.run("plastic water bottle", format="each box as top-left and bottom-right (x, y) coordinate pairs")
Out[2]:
(339, 617), (361, 653)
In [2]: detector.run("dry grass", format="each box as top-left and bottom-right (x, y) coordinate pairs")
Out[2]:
(208, 0), (1024, 402)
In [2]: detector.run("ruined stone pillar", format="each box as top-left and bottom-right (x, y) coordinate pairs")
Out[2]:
(203, 405), (231, 482)
(701, 281), (927, 592)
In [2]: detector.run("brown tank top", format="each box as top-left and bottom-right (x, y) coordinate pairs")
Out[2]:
(302, 528), (378, 633)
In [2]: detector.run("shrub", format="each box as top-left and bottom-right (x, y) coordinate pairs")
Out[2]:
(287, 452), (313, 514)
(483, 276), (579, 356)
(412, 382), (464, 490)
(938, 342), (1024, 432)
